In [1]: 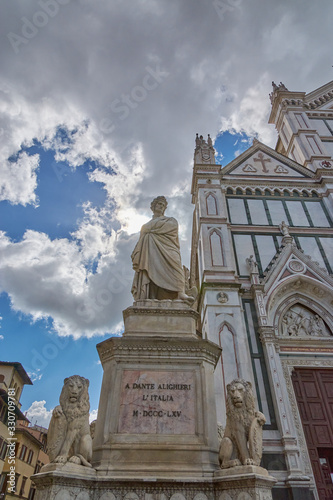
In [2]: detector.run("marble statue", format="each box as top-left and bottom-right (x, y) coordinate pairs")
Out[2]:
(246, 255), (258, 273)
(279, 220), (290, 237)
(219, 379), (266, 469)
(47, 375), (93, 467)
(131, 196), (193, 302)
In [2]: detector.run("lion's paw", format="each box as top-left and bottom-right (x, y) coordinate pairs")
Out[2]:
(69, 455), (81, 465)
(229, 459), (241, 467)
(244, 458), (255, 466)
(54, 455), (67, 464)
(52, 406), (64, 418)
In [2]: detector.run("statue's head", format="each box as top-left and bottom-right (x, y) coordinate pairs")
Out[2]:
(150, 196), (168, 215)
(226, 379), (255, 414)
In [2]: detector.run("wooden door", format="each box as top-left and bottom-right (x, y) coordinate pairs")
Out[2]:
(292, 369), (333, 500)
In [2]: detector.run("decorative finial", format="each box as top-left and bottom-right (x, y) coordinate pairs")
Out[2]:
(270, 81), (289, 104)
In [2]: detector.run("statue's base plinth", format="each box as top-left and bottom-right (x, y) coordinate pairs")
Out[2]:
(92, 301), (221, 478)
(32, 301), (278, 498)
(32, 467), (277, 500)
(214, 466), (277, 499)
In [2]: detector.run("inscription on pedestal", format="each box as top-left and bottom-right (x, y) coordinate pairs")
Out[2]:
(118, 370), (196, 434)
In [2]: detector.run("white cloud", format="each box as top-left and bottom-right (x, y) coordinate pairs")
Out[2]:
(0, 335), (4, 340)
(28, 370), (43, 382)
(0, 228), (134, 338)
(25, 401), (98, 429)
(25, 400), (53, 428)
(0, 152), (40, 206)
(89, 409), (98, 423)
(0, 0), (332, 338)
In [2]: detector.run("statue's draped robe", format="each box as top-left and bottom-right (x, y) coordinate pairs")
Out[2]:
(131, 216), (185, 300)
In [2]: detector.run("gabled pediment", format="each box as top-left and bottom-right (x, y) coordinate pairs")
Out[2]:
(221, 140), (314, 178)
(261, 240), (333, 300)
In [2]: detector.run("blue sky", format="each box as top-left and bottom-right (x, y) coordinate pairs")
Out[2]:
(0, 131), (251, 423)
(1, 0), (333, 426)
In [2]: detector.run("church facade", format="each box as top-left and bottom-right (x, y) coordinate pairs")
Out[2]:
(190, 81), (333, 500)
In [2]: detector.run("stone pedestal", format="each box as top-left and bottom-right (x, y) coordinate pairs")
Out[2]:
(32, 301), (277, 500)
(32, 464), (277, 500)
(214, 466), (277, 499)
(92, 300), (221, 478)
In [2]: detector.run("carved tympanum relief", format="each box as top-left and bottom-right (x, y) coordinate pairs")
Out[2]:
(281, 304), (331, 337)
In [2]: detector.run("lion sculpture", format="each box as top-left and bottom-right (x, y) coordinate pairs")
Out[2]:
(47, 375), (93, 467)
(219, 379), (266, 468)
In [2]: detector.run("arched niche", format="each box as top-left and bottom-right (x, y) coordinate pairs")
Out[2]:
(209, 229), (224, 266)
(205, 192), (218, 215)
(218, 322), (240, 400)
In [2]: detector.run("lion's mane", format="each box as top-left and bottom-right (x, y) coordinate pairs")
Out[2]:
(226, 379), (255, 432)
(59, 375), (90, 421)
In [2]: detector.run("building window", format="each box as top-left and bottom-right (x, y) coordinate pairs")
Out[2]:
(233, 233), (280, 276)
(15, 474), (20, 493)
(227, 195), (332, 229)
(228, 198), (248, 224)
(0, 472), (6, 492)
(26, 449), (34, 465)
(28, 486), (36, 500)
(0, 438), (6, 460)
(19, 476), (27, 497)
(247, 199), (269, 225)
(0, 400), (6, 423)
(233, 231), (332, 276)
(294, 236), (332, 274)
(34, 461), (42, 474)
(19, 444), (27, 461)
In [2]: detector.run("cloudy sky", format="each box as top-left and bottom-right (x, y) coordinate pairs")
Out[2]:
(1, 0), (333, 426)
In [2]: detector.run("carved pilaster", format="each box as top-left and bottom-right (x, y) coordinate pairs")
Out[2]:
(259, 329), (308, 482)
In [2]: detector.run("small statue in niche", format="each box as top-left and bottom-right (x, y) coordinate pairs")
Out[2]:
(219, 379), (266, 469)
(246, 255), (258, 273)
(47, 375), (93, 467)
(279, 220), (290, 237)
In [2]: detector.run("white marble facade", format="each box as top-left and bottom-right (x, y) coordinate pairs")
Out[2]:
(191, 80), (333, 500)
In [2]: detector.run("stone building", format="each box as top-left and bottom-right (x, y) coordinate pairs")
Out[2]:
(0, 362), (49, 499)
(0, 362), (32, 479)
(190, 81), (333, 499)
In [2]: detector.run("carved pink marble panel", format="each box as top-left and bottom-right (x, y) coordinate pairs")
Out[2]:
(118, 370), (196, 434)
